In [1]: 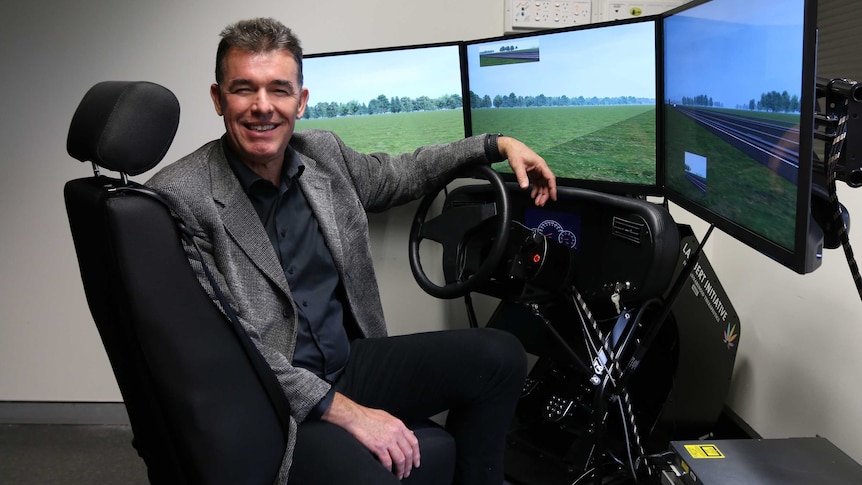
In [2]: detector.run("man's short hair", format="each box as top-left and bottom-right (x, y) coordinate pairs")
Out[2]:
(215, 17), (303, 85)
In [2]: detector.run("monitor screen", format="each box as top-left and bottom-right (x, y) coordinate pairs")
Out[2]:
(662, 0), (822, 273)
(296, 43), (466, 154)
(464, 19), (660, 195)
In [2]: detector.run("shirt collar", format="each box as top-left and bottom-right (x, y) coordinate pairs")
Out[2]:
(222, 135), (305, 193)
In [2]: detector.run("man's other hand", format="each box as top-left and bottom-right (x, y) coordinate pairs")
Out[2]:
(498, 136), (558, 207)
(321, 392), (421, 480)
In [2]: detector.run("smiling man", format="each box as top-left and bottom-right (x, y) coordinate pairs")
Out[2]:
(147, 17), (556, 485)
(211, 46), (308, 185)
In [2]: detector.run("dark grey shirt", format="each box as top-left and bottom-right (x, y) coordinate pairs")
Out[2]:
(224, 139), (348, 416)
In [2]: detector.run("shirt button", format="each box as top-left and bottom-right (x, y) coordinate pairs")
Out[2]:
(302, 301), (308, 307)
(282, 309), (290, 317)
(288, 267), (295, 275)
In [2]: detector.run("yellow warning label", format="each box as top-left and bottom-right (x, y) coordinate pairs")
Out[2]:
(684, 444), (726, 459)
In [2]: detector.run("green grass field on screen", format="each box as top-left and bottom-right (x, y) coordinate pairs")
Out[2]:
(472, 105), (657, 184)
(296, 110), (464, 154)
(664, 106), (797, 249)
(298, 105), (657, 186)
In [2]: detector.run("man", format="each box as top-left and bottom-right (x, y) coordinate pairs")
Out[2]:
(147, 17), (557, 484)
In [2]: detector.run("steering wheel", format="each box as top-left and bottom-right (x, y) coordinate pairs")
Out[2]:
(409, 163), (511, 299)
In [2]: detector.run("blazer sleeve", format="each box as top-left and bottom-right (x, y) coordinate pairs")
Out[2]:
(291, 130), (490, 212)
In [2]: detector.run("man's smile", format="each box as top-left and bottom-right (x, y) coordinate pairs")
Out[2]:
(247, 124), (278, 132)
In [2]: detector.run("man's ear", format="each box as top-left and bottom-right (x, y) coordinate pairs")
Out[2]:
(297, 87), (309, 119)
(210, 83), (224, 116)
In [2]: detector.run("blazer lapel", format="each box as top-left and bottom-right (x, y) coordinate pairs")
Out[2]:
(209, 148), (291, 294)
(297, 157), (345, 275)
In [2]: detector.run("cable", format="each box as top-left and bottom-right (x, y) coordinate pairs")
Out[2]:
(564, 286), (656, 483)
(567, 290), (601, 369)
(621, 388), (650, 480)
(824, 98), (862, 300)
(569, 467), (597, 485)
(568, 288), (621, 387)
(554, 287), (664, 483)
(611, 395), (635, 480)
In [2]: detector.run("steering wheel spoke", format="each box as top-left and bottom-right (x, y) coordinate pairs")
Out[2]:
(409, 165), (511, 299)
(419, 202), (498, 243)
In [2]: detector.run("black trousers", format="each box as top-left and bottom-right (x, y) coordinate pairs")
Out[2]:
(286, 327), (527, 485)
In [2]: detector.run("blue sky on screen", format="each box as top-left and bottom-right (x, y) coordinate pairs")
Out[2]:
(302, 45), (463, 105)
(466, 21), (657, 100)
(663, 0), (806, 109)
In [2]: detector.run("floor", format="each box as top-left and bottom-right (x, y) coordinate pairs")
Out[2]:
(0, 423), (656, 484)
(0, 423), (519, 484)
(0, 424), (514, 484)
(0, 424), (148, 484)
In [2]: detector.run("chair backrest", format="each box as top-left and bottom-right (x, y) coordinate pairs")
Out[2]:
(64, 81), (288, 484)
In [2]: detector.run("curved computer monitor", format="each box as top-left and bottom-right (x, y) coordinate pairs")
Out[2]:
(296, 42), (467, 154)
(464, 18), (661, 196)
(661, 0), (822, 273)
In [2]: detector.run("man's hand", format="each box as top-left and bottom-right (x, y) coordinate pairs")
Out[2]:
(321, 392), (420, 480)
(497, 136), (558, 206)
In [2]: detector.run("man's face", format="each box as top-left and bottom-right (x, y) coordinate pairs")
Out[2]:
(210, 48), (309, 170)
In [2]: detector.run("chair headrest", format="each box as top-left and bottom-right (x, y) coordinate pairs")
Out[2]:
(67, 81), (180, 176)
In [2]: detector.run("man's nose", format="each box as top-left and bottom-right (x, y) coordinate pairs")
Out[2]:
(252, 90), (273, 113)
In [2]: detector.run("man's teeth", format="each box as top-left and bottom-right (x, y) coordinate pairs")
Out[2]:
(249, 125), (275, 131)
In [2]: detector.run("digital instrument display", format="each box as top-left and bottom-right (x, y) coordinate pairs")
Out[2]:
(524, 208), (582, 251)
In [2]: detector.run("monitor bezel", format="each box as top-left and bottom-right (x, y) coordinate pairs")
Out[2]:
(299, 40), (471, 139)
(659, 0), (821, 274)
(462, 17), (664, 197)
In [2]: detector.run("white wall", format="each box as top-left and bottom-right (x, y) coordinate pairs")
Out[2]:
(2, 0), (862, 466)
(671, 186), (862, 461)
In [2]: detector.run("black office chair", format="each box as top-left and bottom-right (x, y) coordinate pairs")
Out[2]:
(64, 81), (454, 484)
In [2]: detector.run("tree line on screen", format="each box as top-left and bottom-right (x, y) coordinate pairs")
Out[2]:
(750, 90), (801, 113)
(303, 93), (462, 119)
(479, 45), (522, 55)
(469, 91), (654, 109)
(679, 90), (801, 113)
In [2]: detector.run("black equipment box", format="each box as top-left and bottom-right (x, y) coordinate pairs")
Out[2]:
(666, 437), (862, 485)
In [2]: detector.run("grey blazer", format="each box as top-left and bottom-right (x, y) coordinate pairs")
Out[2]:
(146, 129), (490, 479)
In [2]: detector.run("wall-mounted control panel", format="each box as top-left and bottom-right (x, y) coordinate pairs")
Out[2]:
(504, 0), (687, 34)
(504, 1), (592, 33)
(592, 0), (687, 23)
